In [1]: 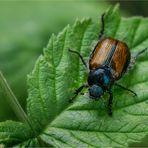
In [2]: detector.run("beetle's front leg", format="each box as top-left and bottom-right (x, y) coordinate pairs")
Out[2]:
(68, 49), (88, 71)
(69, 84), (88, 103)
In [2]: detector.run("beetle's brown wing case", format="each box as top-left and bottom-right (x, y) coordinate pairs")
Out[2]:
(89, 37), (131, 80)
(89, 38), (117, 70)
(109, 41), (131, 80)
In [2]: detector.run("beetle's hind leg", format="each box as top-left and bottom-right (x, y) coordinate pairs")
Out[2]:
(107, 90), (113, 116)
(135, 48), (147, 58)
(127, 48), (147, 71)
(98, 13), (105, 40)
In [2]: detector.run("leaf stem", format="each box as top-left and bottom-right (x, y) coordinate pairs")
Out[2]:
(0, 71), (35, 134)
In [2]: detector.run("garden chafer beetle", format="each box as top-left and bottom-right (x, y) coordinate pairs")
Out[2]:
(69, 13), (147, 116)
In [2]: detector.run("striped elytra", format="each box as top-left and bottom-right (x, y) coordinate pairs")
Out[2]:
(89, 37), (131, 80)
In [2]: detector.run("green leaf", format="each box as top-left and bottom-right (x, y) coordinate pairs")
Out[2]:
(0, 121), (32, 146)
(2, 5), (148, 147)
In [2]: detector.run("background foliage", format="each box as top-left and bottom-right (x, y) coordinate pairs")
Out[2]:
(0, 0), (148, 147)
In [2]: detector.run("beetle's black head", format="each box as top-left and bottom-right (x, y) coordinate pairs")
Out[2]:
(88, 68), (112, 99)
(89, 84), (103, 99)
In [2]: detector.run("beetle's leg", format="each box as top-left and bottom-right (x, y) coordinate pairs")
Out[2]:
(69, 84), (88, 103)
(115, 83), (137, 96)
(98, 13), (105, 40)
(107, 89), (113, 116)
(135, 48), (147, 58)
(89, 13), (105, 61)
(127, 48), (147, 71)
(89, 13), (105, 60)
(68, 49), (88, 69)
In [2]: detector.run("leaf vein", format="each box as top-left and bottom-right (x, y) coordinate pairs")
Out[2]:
(103, 133), (126, 147)
(49, 126), (148, 134)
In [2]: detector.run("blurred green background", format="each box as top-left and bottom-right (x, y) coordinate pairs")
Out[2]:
(0, 0), (147, 146)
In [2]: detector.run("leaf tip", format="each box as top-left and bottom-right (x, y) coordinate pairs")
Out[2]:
(106, 3), (120, 14)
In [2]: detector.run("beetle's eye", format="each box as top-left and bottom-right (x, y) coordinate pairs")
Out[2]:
(89, 85), (103, 99)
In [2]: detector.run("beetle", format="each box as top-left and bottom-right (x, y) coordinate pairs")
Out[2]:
(69, 13), (147, 116)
